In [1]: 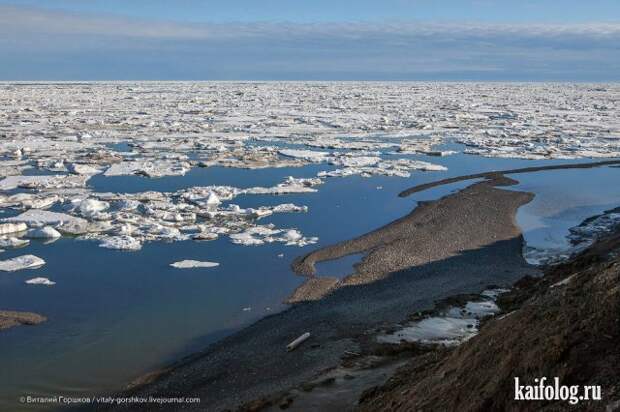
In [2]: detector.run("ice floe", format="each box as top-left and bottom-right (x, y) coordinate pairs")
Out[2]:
(0, 237), (29, 248)
(25, 277), (56, 286)
(1, 82), (619, 269)
(99, 235), (142, 251)
(170, 260), (220, 269)
(4, 210), (90, 234)
(0, 223), (27, 235)
(229, 225), (318, 247)
(25, 226), (62, 239)
(0, 255), (46, 272)
(0, 175), (90, 191)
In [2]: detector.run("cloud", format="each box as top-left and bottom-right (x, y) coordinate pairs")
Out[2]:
(1, 5), (619, 80)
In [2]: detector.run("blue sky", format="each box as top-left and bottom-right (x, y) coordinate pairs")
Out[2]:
(1, 1), (619, 80)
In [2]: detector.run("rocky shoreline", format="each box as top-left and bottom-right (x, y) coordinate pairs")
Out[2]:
(98, 171), (540, 411)
(89, 163), (620, 411)
(236, 217), (620, 412)
(357, 227), (620, 411)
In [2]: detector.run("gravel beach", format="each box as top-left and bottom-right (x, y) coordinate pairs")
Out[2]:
(99, 172), (540, 411)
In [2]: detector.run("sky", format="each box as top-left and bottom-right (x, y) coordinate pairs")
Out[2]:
(0, 0), (619, 81)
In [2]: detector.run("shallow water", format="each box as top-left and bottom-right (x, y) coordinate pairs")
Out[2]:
(314, 253), (365, 279)
(1, 150), (619, 410)
(508, 165), (620, 261)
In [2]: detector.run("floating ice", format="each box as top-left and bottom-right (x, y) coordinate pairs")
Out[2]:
(67, 163), (103, 175)
(0, 175), (89, 191)
(0, 237), (29, 248)
(104, 160), (191, 178)
(2, 83), (618, 271)
(78, 199), (110, 217)
(98, 235), (142, 251)
(279, 149), (330, 163)
(170, 260), (220, 269)
(3, 210), (89, 234)
(229, 224), (318, 247)
(205, 191), (221, 207)
(25, 226), (62, 239)
(25, 277), (56, 286)
(0, 255), (46, 272)
(0, 223), (27, 235)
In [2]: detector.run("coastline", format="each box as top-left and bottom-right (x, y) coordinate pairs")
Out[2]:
(99, 170), (541, 411)
(91, 161), (620, 411)
(358, 226), (620, 411)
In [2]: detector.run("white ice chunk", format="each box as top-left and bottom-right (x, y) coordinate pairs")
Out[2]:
(0, 237), (29, 248)
(25, 277), (56, 286)
(0, 223), (27, 235)
(79, 199), (110, 216)
(0, 175), (89, 190)
(205, 191), (221, 206)
(3, 210), (89, 233)
(67, 163), (103, 175)
(0, 255), (46, 272)
(98, 235), (142, 251)
(25, 226), (62, 239)
(279, 149), (330, 162)
(331, 156), (381, 167)
(170, 260), (220, 269)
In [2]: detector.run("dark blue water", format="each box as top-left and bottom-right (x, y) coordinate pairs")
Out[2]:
(89, 165), (329, 194)
(2, 148), (618, 410)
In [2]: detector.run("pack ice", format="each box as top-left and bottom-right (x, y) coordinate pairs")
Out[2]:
(0, 82), (618, 264)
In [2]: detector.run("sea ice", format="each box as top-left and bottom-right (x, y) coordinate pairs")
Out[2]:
(0, 175), (90, 191)
(0, 255), (46, 272)
(0, 223), (27, 235)
(170, 260), (220, 269)
(98, 235), (142, 251)
(3, 210), (89, 234)
(25, 226), (62, 239)
(25, 277), (56, 286)
(0, 237), (30, 248)
(2, 82), (619, 269)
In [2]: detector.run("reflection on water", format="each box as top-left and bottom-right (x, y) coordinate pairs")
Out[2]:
(508, 166), (620, 262)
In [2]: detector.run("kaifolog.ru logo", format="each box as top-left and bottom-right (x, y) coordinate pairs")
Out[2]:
(514, 377), (601, 405)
